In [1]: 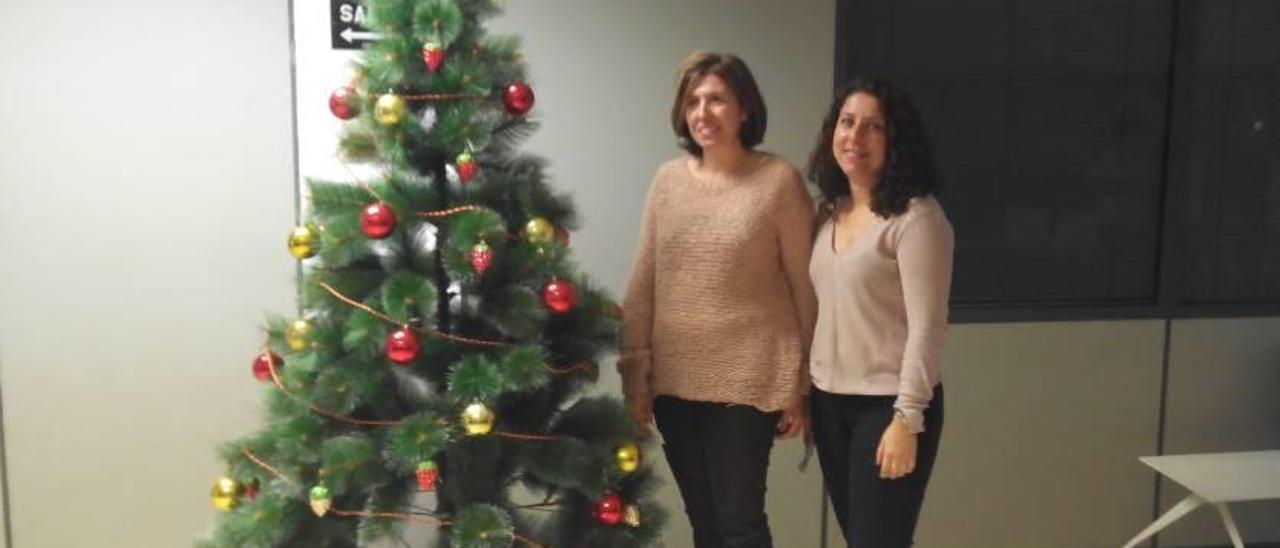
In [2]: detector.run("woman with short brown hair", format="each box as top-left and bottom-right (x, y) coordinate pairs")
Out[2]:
(618, 51), (817, 547)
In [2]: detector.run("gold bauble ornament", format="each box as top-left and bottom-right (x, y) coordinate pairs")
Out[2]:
(624, 504), (641, 528)
(210, 476), (241, 511)
(524, 217), (554, 245)
(615, 442), (641, 473)
(375, 92), (407, 125)
(287, 225), (319, 259)
(285, 319), (313, 352)
(461, 402), (495, 436)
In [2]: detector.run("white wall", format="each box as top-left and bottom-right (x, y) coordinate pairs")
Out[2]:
(488, 0), (835, 294)
(910, 320), (1166, 547)
(902, 318), (1280, 548)
(0, 1), (834, 547)
(0, 1), (296, 546)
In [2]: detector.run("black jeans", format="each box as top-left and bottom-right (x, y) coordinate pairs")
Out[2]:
(810, 386), (944, 548)
(653, 396), (780, 548)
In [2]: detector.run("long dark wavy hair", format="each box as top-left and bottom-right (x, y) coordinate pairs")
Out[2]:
(806, 78), (940, 219)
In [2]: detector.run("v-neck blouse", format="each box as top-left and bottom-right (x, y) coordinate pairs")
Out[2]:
(807, 196), (954, 433)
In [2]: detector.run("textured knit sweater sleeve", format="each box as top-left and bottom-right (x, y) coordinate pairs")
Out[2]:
(892, 203), (954, 433)
(617, 169), (662, 401)
(774, 169), (819, 397)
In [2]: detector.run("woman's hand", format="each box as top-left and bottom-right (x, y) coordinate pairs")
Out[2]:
(777, 394), (808, 440)
(876, 415), (917, 479)
(626, 395), (654, 434)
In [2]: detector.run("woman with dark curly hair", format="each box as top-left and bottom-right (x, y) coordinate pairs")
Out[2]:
(805, 78), (953, 547)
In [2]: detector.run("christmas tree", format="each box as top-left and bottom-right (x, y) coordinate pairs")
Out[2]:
(201, 1), (663, 546)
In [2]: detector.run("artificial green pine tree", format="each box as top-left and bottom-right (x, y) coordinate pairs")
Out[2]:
(201, 1), (664, 546)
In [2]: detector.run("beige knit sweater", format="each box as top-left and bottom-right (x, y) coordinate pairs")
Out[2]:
(618, 153), (818, 412)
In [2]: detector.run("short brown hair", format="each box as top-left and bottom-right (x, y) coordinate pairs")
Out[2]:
(670, 51), (768, 156)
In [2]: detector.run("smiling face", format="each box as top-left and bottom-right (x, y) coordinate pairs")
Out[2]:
(832, 91), (888, 185)
(683, 73), (746, 153)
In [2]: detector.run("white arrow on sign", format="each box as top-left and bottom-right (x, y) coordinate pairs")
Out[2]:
(340, 27), (381, 43)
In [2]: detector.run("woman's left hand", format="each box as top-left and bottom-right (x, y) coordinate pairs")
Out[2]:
(776, 394), (808, 440)
(876, 417), (917, 479)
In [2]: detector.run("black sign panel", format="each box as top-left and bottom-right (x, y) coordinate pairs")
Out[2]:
(331, 0), (376, 50)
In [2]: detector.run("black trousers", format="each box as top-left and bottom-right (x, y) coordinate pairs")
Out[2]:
(810, 386), (944, 548)
(654, 396), (780, 548)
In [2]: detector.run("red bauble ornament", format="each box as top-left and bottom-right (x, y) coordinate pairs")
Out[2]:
(422, 42), (445, 72)
(542, 278), (577, 314)
(503, 81), (535, 115)
(360, 202), (397, 239)
(386, 328), (421, 365)
(329, 86), (360, 120)
(594, 493), (625, 526)
(554, 226), (570, 247)
(416, 461), (439, 491)
(252, 351), (281, 382)
(243, 480), (260, 501)
(455, 152), (478, 183)
(469, 242), (493, 274)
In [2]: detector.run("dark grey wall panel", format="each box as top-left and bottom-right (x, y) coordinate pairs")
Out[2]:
(1158, 317), (1280, 546)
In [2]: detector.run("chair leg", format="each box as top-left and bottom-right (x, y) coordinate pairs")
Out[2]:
(1122, 494), (1206, 548)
